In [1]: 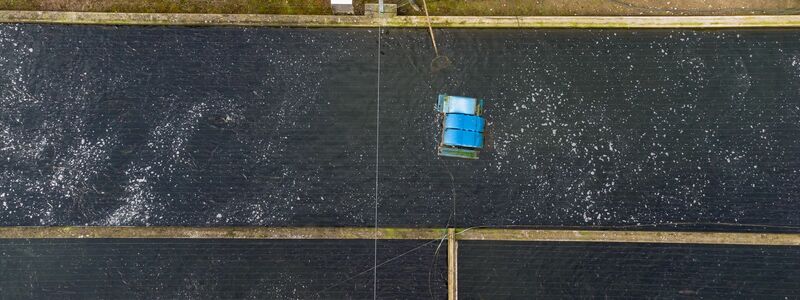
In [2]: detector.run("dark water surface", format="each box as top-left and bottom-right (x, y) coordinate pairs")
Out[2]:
(0, 238), (447, 299)
(0, 25), (798, 229)
(459, 241), (800, 298)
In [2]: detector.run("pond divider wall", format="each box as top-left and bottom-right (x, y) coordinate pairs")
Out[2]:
(2, 227), (797, 299)
(2, 11), (800, 28)
(1, 227), (798, 246)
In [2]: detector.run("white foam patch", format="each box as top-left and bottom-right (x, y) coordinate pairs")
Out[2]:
(99, 102), (209, 225)
(0, 25), (122, 224)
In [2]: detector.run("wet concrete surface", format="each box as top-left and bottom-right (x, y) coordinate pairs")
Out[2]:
(0, 25), (798, 230)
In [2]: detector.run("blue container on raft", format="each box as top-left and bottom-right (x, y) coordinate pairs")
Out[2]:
(436, 94), (486, 159)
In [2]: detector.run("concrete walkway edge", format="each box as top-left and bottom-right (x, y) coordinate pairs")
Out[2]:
(1, 227), (799, 246)
(1, 11), (800, 28)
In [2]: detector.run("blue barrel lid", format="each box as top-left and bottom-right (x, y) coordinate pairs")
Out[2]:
(443, 96), (478, 115)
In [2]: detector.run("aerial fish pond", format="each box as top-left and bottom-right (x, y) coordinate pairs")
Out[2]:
(0, 25), (798, 230)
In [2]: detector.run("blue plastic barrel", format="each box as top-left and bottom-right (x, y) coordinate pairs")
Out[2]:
(442, 129), (484, 149)
(444, 113), (485, 133)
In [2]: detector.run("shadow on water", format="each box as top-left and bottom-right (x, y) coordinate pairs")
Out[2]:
(430, 55), (453, 74)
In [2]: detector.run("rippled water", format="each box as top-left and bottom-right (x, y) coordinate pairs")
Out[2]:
(0, 239), (448, 298)
(0, 25), (798, 230)
(459, 241), (800, 298)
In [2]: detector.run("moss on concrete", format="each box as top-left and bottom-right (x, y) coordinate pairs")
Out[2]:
(0, 226), (798, 246)
(2, 11), (800, 28)
(456, 228), (800, 246)
(1, 0), (798, 16)
(0, 226), (447, 240)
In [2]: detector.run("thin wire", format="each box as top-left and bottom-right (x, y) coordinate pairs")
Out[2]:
(428, 160), (456, 299)
(317, 238), (442, 295)
(373, 25), (382, 300)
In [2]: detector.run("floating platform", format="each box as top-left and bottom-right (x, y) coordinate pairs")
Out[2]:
(436, 94), (486, 159)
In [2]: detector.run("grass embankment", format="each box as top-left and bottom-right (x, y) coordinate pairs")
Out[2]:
(0, 0), (335, 14)
(0, 0), (798, 16)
